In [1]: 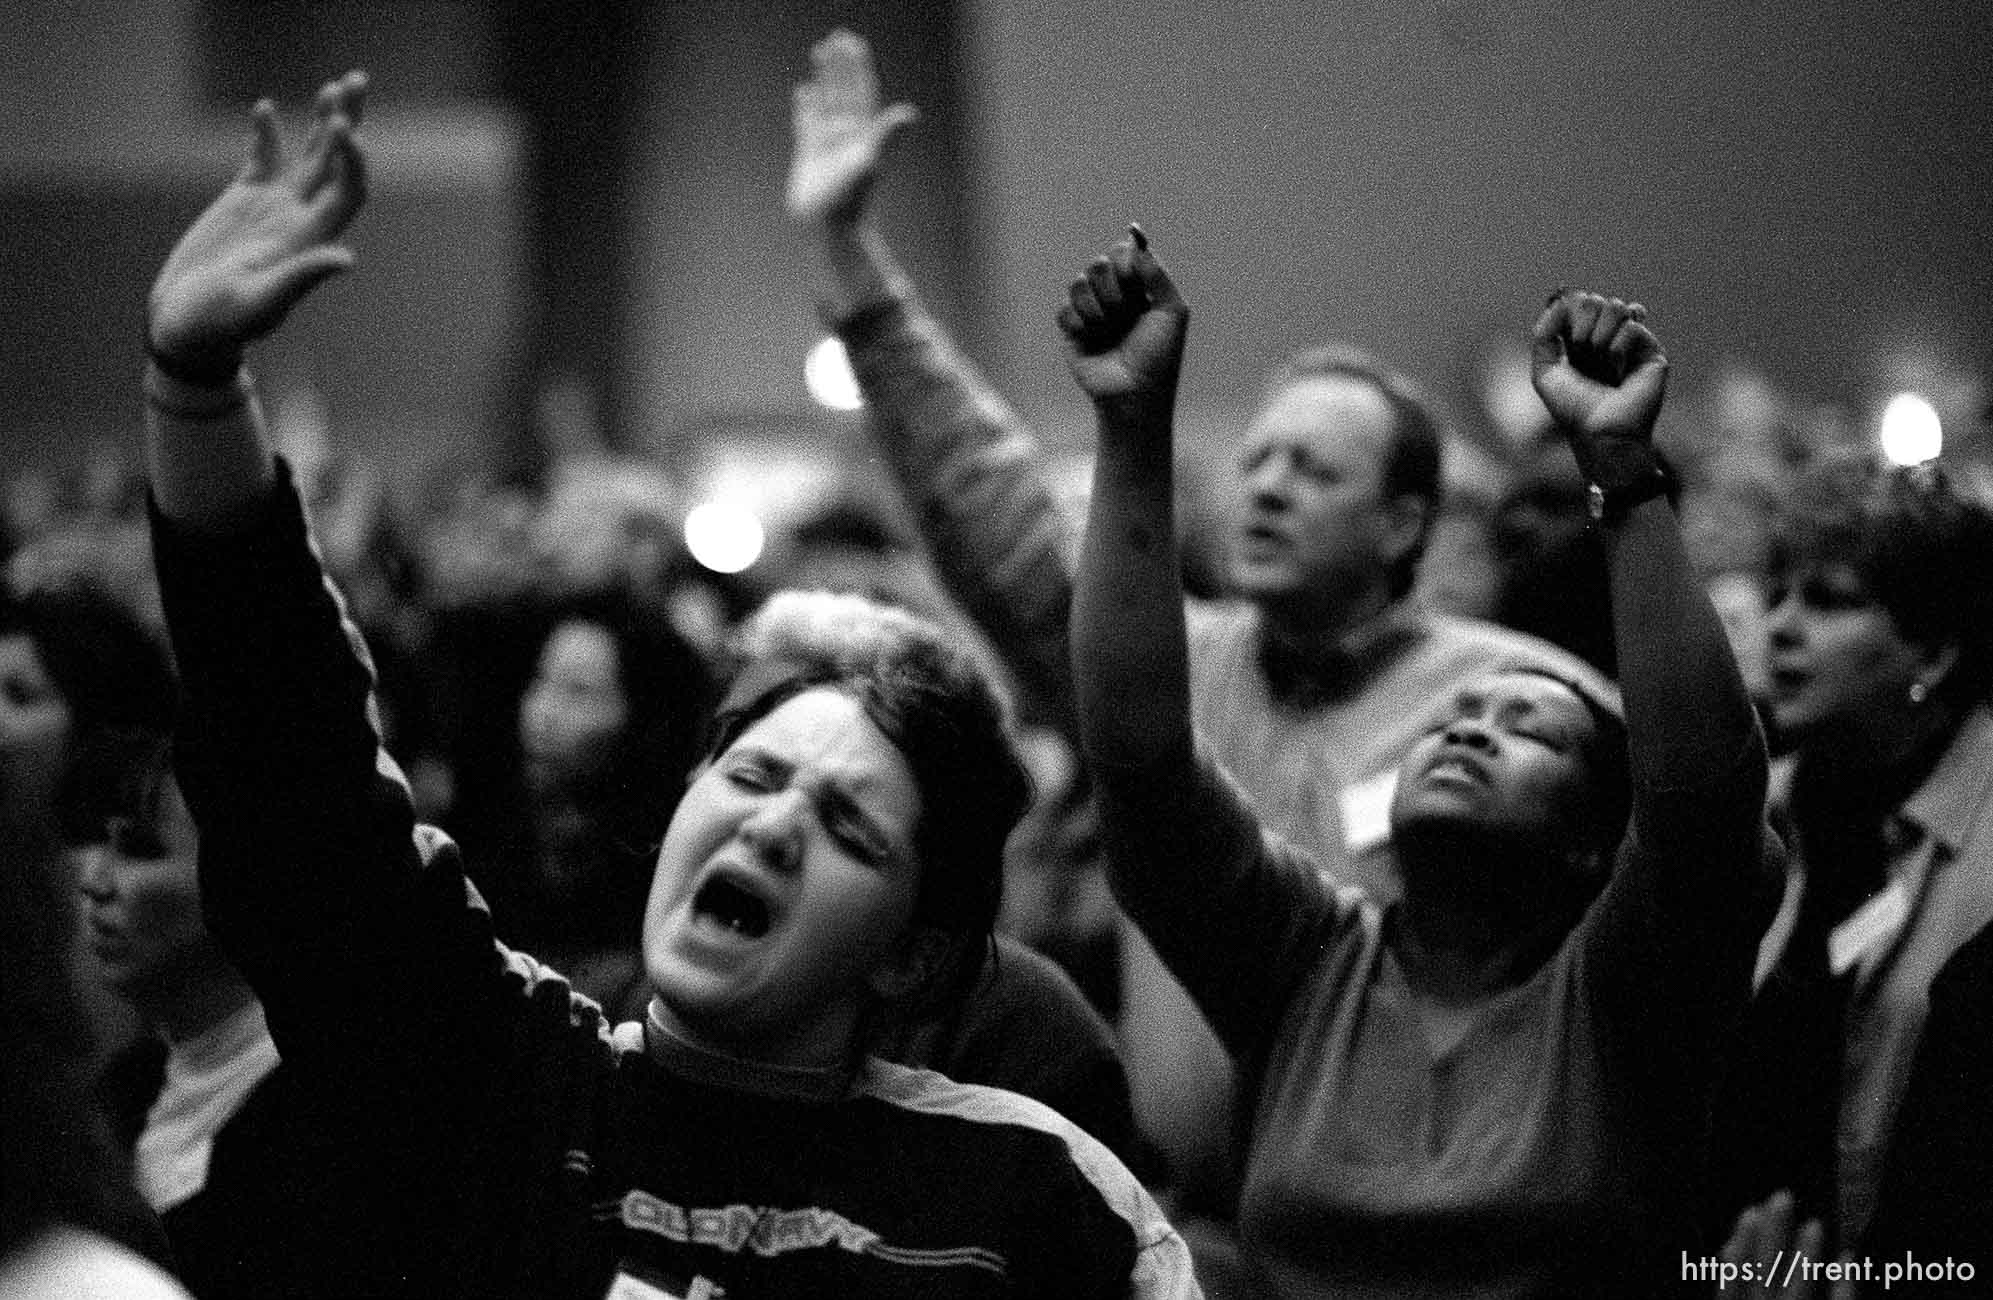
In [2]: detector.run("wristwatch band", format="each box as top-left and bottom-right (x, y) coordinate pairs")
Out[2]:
(1586, 463), (1671, 525)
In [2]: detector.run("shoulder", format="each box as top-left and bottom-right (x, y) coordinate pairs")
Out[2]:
(0, 1228), (193, 1300)
(855, 1061), (1164, 1227)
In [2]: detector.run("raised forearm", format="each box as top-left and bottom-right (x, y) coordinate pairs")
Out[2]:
(143, 364), (277, 531)
(815, 217), (909, 322)
(1073, 409), (1190, 771)
(836, 249), (1082, 732)
(1602, 498), (1765, 802)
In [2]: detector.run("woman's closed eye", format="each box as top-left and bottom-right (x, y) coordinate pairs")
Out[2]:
(724, 756), (779, 793)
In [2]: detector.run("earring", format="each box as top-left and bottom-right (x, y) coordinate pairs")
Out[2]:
(1909, 680), (1931, 705)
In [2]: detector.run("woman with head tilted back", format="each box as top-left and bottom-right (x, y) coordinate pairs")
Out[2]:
(1713, 451), (1993, 1262)
(138, 73), (1194, 1298)
(1065, 231), (1777, 1296)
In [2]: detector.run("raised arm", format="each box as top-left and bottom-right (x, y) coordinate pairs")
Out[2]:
(1068, 238), (1346, 1059)
(789, 30), (1080, 730)
(1533, 292), (1776, 1087)
(1067, 232), (1193, 772)
(1529, 292), (1766, 835)
(146, 71), (367, 528)
(142, 76), (539, 1072)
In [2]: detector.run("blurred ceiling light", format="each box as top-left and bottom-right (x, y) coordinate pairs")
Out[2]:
(805, 336), (865, 411)
(1879, 392), (1943, 466)
(683, 501), (765, 574)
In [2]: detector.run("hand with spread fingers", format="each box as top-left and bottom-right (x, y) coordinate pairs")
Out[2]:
(1529, 289), (1670, 507)
(1055, 227), (1190, 427)
(147, 70), (370, 383)
(786, 28), (919, 229)
(1719, 1191), (1859, 1300)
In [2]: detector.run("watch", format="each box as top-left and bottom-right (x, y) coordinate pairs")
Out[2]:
(1586, 463), (1671, 525)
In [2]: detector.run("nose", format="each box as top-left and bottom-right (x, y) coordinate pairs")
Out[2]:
(736, 790), (805, 874)
(1442, 716), (1496, 752)
(1764, 590), (1802, 650)
(77, 845), (117, 903)
(1242, 452), (1294, 509)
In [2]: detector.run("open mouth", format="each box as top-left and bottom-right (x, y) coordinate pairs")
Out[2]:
(1425, 756), (1486, 786)
(693, 876), (771, 938)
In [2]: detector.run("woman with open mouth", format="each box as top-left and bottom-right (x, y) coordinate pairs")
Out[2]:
(136, 72), (1196, 1298)
(1713, 450), (1993, 1266)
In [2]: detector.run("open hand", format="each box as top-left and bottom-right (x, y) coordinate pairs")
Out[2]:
(1717, 1191), (1858, 1299)
(1057, 227), (1189, 419)
(786, 30), (918, 227)
(148, 70), (369, 376)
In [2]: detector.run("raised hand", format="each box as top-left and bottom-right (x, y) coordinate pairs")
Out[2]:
(1717, 1191), (1858, 1300)
(1056, 227), (1190, 422)
(1530, 289), (1668, 472)
(787, 29), (918, 228)
(148, 71), (370, 381)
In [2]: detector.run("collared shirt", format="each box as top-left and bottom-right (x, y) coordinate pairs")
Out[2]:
(1835, 707), (1993, 1242)
(133, 999), (280, 1212)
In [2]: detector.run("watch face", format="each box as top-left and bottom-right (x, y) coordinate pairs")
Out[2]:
(1586, 482), (1608, 522)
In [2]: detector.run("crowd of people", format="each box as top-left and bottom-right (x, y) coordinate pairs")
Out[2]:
(4, 28), (1991, 1300)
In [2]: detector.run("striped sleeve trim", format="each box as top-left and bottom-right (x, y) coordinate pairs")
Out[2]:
(854, 1059), (1203, 1298)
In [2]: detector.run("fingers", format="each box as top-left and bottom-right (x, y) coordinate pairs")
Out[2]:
(812, 28), (880, 119)
(873, 101), (920, 148)
(1529, 296), (1570, 379)
(1129, 241), (1185, 313)
(299, 71), (368, 189)
(242, 99), (281, 183)
(335, 69), (368, 130)
(1537, 289), (1659, 382)
(305, 120), (369, 235)
(1085, 255), (1126, 319)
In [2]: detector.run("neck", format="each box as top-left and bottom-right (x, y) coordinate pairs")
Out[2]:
(1261, 582), (1395, 657)
(1393, 829), (1588, 1002)
(643, 998), (859, 1104)
(1798, 703), (1961, 795)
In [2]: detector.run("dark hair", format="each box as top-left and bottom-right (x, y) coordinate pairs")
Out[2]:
(1, 748), (169, 1266)
(511, 588), (718, 940)
(715, 592), (1031, 1006)
(1768, 451), (1993, 708)
(547, 587), (717, 808)
(0, 582), (176, 736)
(1268, 344), (1448, 597)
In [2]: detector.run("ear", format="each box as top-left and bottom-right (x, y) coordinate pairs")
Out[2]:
(867, 924), (959, 1005)
(1916, 641), (1964, 699)
(1377, 491), (1432, 569)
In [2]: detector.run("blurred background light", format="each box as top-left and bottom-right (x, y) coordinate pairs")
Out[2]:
(805, 336), (864, 411)
(683, 500), (766, 573)
(1879, 391), (1943, 466)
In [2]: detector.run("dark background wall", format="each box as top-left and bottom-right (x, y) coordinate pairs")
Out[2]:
(5, 0), (1989, 487)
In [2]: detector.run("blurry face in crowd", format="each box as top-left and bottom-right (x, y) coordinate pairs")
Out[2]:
(1, 631), (70, 756)
(0, 633), (72, 815)
(1391, 670), (1601, 861)
(77, 771), (229, 1012)
(1230, 375), (1405, 620)
(519, 620), (630, 791)
(1764, 560), (1938, 750)
(642, 688), (929, 1069)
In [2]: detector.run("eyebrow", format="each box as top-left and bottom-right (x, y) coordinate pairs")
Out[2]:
(733, 743), (911, 860)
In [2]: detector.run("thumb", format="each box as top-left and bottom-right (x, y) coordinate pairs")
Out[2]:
(1528, 300), (1568, 382)
(872, 101), (919, 151)
(1131, 244), (1185, 315)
